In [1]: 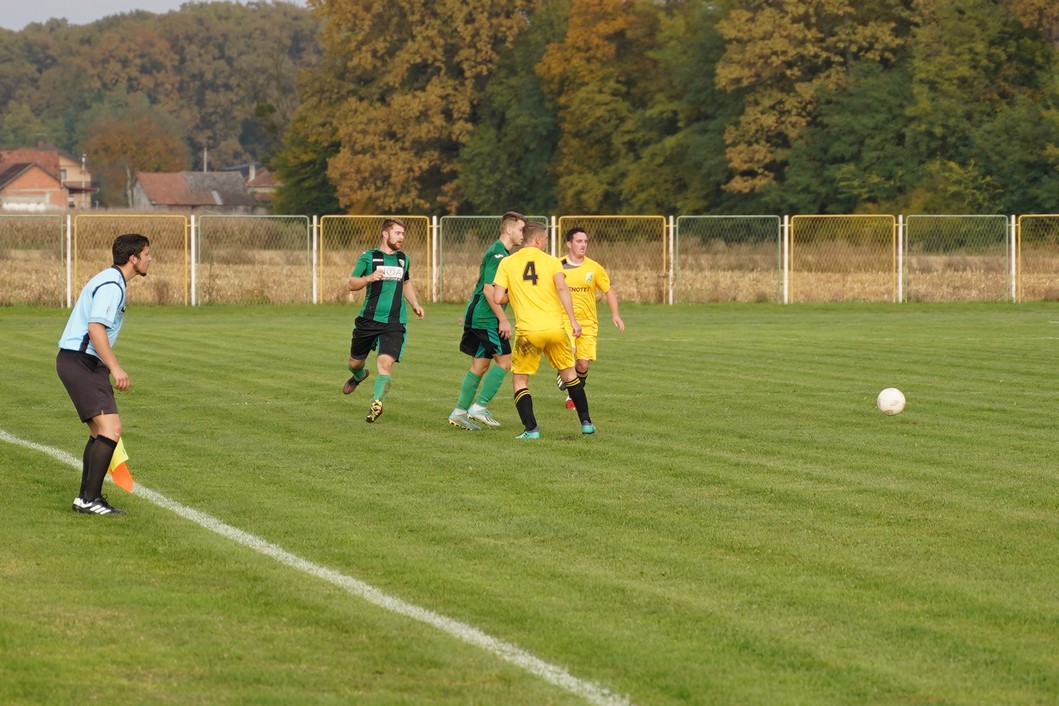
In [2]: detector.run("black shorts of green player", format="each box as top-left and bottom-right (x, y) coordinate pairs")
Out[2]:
(459, 326), (511, 359)
(349, 317), (407, 362)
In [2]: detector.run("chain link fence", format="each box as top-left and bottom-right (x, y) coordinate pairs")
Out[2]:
(73, 214), (189, 305)
(789, 215), (897, 303)
(1016, 215), (1059, 302)
(436, 215), (549, 304)
(0, 215), (65, 305)
(675, 216), (781, 303)
(197, 215), (311, 304)
(4, 212), (1057, 305)
(904, 215), (1011, 302)
(555, 216), (668, 304)
(318, 216), (431, 305)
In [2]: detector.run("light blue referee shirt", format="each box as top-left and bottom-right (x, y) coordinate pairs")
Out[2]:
(58, 266), (127, 359)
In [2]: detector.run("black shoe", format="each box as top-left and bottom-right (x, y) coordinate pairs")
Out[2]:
(342, 371), (368, 394)
(77, 495), (126, 515)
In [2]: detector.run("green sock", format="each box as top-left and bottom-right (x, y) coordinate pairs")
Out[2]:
(348, 366), (367, 382)
(476, 365), (507, 407)
(373, 374), (392, 401)
(456, 371), (482, 410)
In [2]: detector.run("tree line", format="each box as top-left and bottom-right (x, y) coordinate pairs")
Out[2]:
(3, 0), (1058, 215)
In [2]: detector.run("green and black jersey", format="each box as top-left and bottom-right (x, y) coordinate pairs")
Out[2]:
(352, 249), (410, 325)
(463, 239), (509, 329)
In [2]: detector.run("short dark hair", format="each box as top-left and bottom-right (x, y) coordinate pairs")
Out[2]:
(501, 211), (524, 228)
(381, 218), (405, 232)
(523, 222), (548, 242)
(564, 227), (587, 242)
(112, 233), (149, 265)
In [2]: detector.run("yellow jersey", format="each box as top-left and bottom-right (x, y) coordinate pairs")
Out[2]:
(493, 246), (567, 332)
(561, 256), (611, 335)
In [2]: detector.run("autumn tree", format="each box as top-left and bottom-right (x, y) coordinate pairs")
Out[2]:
(715, 0), (908, 194)
(304, 0), (533, 213)
(84, 94), (190, 206)
(536, 0), (664, 213)
(459, 0), (566, 214)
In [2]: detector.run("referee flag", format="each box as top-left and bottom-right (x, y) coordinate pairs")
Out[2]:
(108, 437), (134, 492)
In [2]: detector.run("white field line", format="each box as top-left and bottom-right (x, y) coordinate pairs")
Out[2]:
(1, 429), (634, 706)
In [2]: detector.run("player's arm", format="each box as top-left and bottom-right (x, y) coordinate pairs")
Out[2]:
(604, 288), (624, 332)
(491, 283), (509, 307)
(88, 322), (129, 391)
(483, 282), (511, 338)
(403, 280), (425, 319)
(554, 272), (582, 338)
(348, 269), (383, 292)
(348, 255), (383, 292)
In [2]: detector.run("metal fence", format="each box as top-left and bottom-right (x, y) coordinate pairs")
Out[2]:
(1, 212), (1054, 306)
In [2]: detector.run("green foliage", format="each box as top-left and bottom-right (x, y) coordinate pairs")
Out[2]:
(269, 112), (341, 216)
(458, 0), (567, 215)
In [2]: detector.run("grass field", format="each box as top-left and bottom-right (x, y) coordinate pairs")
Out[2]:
(2, 302), (1057, 706)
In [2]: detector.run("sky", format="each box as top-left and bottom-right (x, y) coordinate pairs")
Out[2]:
(0, 0), (306, 32)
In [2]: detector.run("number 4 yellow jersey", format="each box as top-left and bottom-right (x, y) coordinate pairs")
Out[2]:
(493, 247), (567, 333)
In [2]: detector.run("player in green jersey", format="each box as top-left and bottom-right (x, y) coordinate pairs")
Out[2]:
(448, 211), (526, 431)
(341, 218), (425, 423)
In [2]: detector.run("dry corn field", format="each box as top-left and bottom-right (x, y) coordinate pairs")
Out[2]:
(3, 218), (1059, 304)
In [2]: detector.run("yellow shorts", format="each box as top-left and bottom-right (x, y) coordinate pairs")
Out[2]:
(563, 323), (598, 361)
(511, 328), (575, 375)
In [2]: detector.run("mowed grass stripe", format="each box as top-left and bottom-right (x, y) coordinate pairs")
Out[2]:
(2, 303), (1057, 705)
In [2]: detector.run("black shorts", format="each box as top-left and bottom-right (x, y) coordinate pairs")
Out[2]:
(350, 317), (407, 362)
(56, 349), (118, 422)
(459, 326), (511, 359)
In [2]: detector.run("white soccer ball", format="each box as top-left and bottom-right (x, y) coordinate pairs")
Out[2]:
(876, 387), (906, 415)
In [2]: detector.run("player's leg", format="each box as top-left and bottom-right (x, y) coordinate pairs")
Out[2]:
(366, 326), (404, 423)
(57, 350), (125, 514)
(343, 322), (372, 394)
(549, 333), (593, 434)
(450, 355), (489, 430)
(469, 351), (509, 428)
(81, 413), (126, 514)
(511, 334), (542, 439)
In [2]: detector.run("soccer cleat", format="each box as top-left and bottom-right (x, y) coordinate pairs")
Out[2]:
(515, 429), (541, 440)
(581, 423), (596, 435)
(556, 372), (567, 391)
(365, 399), (384, 423)
(467, 406), (501, 428)
(76, 495), (126, 515)
(342, 371), (368, 395)
(448, 411), (481, 431)
(565, 397), (575, 410)
(71, 497), (86, 511)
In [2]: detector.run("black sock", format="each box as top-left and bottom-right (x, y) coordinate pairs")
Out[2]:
(578, 372), (587, 388)
(85, 436), (118, 501)
(79, 436), (95, 499)
(566, 377), (591, 424)
(514, 388), (537, 431)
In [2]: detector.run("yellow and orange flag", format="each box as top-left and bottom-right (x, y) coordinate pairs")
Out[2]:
(107, 437), (134, 492)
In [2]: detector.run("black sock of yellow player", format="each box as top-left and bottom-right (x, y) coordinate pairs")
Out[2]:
(566, 377), (590, 424)
(578, 372), (587, 388)
(514, 388), (537, 431)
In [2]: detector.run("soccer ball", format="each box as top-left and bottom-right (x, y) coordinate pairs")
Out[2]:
(876, 387), (906, 415)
